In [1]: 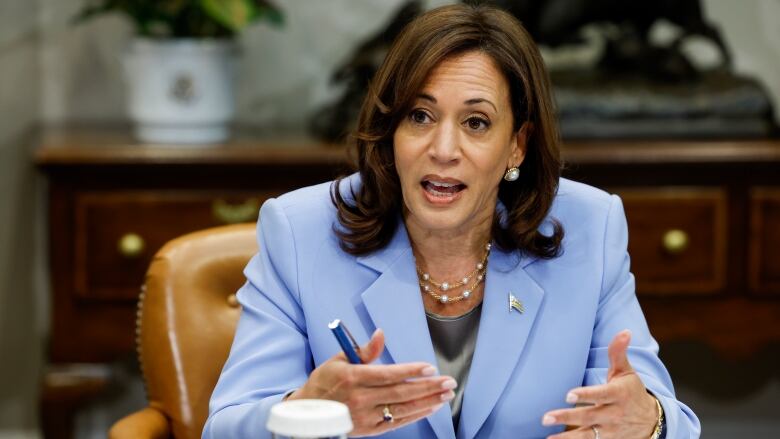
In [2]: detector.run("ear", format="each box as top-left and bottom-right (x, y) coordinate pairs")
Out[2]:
(508, 122), (530, 169)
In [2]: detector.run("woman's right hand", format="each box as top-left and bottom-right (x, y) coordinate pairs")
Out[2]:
(286, 329), (456, 437)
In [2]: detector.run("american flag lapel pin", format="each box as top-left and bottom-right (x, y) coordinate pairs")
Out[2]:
(509, 293), (525, 314)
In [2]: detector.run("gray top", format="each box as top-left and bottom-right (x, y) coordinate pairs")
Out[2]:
(425, 303), (482, 431)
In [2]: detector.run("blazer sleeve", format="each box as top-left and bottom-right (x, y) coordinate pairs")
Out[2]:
(582, 195), (701, 439)
(202, 198), (313, 439)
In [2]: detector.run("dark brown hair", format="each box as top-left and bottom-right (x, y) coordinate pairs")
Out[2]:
(332, 3), (564, 258)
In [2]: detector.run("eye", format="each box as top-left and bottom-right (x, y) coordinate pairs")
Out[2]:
(409, 109), (432, 125)
(465, 116), (490, 131)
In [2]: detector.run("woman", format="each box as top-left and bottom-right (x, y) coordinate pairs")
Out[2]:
(204, 4), (700, 439)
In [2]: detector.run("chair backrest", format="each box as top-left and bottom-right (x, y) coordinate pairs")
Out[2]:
(137, 223), (257, 439)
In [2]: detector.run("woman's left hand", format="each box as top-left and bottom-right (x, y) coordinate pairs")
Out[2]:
(542, 330), (659, 439)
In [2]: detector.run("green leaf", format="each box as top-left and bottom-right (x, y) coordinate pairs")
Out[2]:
(73, 0), (280, 36)
(200, 0), (258, 32)
(258, 5), (284, 26)
(252, 0), (284, 26)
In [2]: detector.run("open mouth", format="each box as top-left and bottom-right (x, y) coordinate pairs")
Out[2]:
(420, 176), (467, 200)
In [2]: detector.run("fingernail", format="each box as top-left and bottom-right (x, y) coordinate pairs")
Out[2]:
(441, 390), (455, 401)
(421, 366), (437, 376)
(431, 402), (444, 412)
(566, 392), (578, 404)
(441, 378), (457, 390)
(542, 415), (556, 426)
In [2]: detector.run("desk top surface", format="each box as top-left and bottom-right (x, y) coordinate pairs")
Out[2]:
(34, 125), (780, 167)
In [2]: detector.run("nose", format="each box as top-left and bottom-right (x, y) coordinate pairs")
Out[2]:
(428, 120), (461, 164)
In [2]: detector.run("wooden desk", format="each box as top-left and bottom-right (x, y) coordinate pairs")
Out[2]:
(35, 127), (780, 436)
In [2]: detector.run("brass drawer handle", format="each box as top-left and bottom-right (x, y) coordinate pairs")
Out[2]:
(662, 229), (689, 255)
(212, 198), (260, 224)
(227, 293), (240, 308)
(118, 233), (145, 258)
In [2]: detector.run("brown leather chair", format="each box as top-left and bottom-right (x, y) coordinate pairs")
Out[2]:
(109, 223), (257, 439)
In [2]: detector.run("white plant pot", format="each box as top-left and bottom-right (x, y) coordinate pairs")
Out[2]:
(123, 38), (237, 145)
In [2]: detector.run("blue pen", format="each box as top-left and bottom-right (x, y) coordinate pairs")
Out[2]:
(328, 319), (363, 364)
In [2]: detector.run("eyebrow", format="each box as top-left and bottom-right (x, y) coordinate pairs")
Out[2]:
(417, 93), (498, 113)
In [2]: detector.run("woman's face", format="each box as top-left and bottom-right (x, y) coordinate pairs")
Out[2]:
(394, 50), (527, 236)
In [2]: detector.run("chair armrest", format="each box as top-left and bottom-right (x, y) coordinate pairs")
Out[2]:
(109, 406), (171, 439)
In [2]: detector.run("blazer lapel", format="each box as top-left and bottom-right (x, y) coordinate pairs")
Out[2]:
(458, 249), (545, 439)
(357, 223), (456, 439)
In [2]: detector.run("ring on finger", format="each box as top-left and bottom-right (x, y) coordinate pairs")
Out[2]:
(382, 405), (394, 423)
(591, 426), (600, 439)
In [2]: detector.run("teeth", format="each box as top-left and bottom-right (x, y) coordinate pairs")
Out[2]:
(422, 179), (464, 198)
(427, 187), (451, 197)
(426, 186), (457, 197)
(428, 180), (459, 187)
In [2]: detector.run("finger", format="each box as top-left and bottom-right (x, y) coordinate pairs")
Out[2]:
(543, 404), (618, 427)
(547, 425), (601, 439)
(392, 404), (440, 426)
(564, 383), (619, 405)
(370, 403), (442, 436)
(607, 329), (634, 380)
(359, 328), (385, 364)
(366, 376), (458, 405)
(351, 392), (448, 437)
(353, 362), (439, 386)
(384, 389), (455, 420)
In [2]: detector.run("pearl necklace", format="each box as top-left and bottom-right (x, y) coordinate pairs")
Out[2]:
(416, 243), (491, 304)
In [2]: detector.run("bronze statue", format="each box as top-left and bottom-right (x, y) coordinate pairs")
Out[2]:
(310, 1), (772, 141)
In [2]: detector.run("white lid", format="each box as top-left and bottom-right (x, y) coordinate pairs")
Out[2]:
(267, 399), (353, 437)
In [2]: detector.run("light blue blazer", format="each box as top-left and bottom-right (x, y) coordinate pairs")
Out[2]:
(204, 175), (700, 439)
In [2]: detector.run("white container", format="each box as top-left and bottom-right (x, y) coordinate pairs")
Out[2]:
(123, 38), (237, 144)
(267, 399), (353, 439)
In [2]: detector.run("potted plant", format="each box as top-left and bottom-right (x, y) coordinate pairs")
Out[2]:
(75, 0), (283, 144)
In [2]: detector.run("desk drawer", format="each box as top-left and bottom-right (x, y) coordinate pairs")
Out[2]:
(73, 191), (276, 301)
(616, 188), (727, 295)
(749, 188), (780, 295)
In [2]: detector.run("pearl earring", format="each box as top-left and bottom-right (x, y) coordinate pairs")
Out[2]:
(504, 166), (520, 181)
